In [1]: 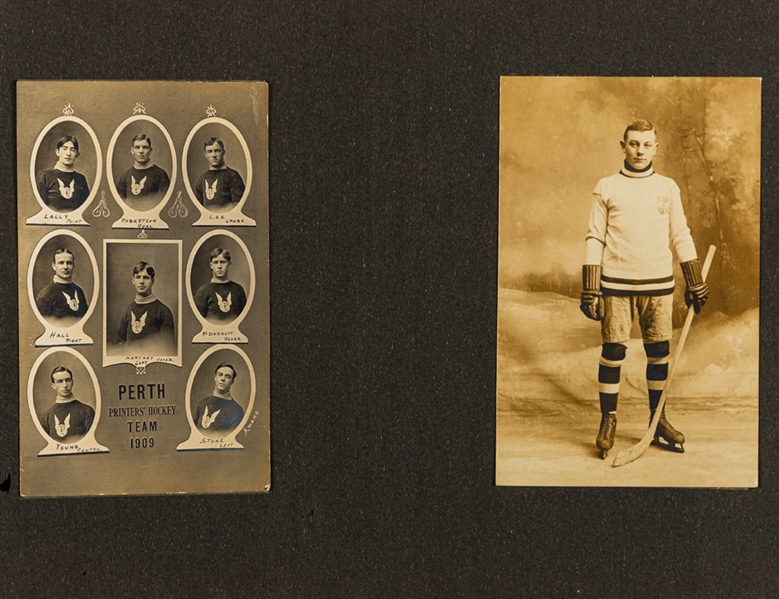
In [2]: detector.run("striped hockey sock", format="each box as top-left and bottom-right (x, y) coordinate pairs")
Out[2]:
(644, 341), (670, 413)
(598, 343), (627, 414)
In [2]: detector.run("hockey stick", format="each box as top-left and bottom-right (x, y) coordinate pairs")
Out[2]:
(612, 244), (716, 467)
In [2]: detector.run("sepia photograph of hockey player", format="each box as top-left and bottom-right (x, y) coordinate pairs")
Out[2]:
(115, 133), (171, 210)
(190, 235), (252, 324)
(115, 261), (176, 353)
(194, 136), (246, 213)
(27, 115), (101, 225)
(40, 365), (95, 443)
(27, 346), (108, 458)
(178, 345), (255, 448)
(496, 77), (759, 487)
(35, 248), (89, 323)
(104, 240), (180, 359)
(193, 247), (248, 323)
(193, 362), (246, 437)
(35, 134), (91, 212)
(30, 234), (95, 328)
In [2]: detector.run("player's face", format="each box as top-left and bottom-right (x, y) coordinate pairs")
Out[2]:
(132, 269), (155, 297)
(55, 141), (79, 167)
(51, 252), (75, 280)
(209, 255), (231, 280)
(620, 130), (658, 170)
(214, 367), (235, 393)
(204, 143), (225, 168)
(51, 371), (74, 398)
(131, 139), (152, 165)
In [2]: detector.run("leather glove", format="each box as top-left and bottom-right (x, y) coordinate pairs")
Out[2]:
(681, 259), (709, 314)
(580, 264), (604, 321)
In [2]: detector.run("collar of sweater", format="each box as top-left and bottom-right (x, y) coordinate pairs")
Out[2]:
(620, 160), (655, 178)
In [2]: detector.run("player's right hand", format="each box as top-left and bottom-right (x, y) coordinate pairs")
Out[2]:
(580, 291), (604, 321)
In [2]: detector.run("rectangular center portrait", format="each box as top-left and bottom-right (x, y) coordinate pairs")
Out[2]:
(17, 81), (270, 496)
(496, 77), (759, 487)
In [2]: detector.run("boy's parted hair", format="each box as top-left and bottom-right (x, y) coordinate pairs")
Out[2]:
(623, 119), (656, 140)
(203, 137), (225, 152)
(131, 133), (152, 149)
(50, 365), (73, 383)
(214, 362), (237, 379)
(132, 261), (155, 279)
(52, 247), (75, 263)
(56, 135), (80, 152)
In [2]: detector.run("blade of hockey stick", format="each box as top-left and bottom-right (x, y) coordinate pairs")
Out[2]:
(612, 245), (716, 467)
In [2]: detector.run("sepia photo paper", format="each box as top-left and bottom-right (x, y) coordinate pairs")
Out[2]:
(18, 81), (270, 496)
(497, 77), (759, 487)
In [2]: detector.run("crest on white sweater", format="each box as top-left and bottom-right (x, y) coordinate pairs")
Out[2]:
(656, 196), (671, 215)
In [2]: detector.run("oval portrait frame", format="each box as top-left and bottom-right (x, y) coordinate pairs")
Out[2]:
(28, 229), (99, 340)
(29, 115), (102, 218)
(181, 117), (253, 220)
(27, 346), (105, 450)
(178, 344), (256, 451)
(106, 114), (178, 213)
(186, 229), (256, 332)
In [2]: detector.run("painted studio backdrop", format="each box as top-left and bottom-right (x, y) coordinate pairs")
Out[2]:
(17, 81), (270, 497)
(496, 77), (759, 487)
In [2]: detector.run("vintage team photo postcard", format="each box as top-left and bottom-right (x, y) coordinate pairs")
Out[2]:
(496, 77), (759, 487)
(17, 81), (270, 497)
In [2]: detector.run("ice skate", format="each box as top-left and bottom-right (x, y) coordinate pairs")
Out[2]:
(650, 410), (685, 453)
(596, 413), (617, 459)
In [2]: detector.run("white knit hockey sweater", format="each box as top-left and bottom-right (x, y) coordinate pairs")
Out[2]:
(584, 165), (698, 296)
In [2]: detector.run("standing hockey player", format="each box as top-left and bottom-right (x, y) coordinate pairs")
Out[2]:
(194, 248), (248, 323)
(36, 135), (90, 212)
(35, 248), (89, 324)
(580, 120), (709, 459)
(116, 133), (170, 209)
(116, 261), (176, 355)
(194, 137), (245, 212)
(41, 366), (95, 443)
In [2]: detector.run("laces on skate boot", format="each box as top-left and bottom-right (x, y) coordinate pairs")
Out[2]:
(596, 413), (617, 459)
(650, 411), (685, 454)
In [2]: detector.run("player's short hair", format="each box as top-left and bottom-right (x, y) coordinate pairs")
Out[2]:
(209, 248), (232, 263)
(56, 135), (80, 152)
(132, 261), (155, 279)
(131, 133), (152, 149)
(50, 365), (73, 383)
(623, 120), (656, 140)
(52, 248), (75, 263)
(214, 362), (237, 379)
(203, 137), (225, 152)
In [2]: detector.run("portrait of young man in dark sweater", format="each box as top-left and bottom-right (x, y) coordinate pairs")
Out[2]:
(116, 133), (170, 211)
(193, 362), (245, 436)
(35, 248), (89, 325)
(194, 137), (245, 213)
(116, 261), (176, 355)
(193, 247), (247, 324)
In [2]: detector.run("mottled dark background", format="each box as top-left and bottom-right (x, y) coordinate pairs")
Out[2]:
(1, 2), (777, 598)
